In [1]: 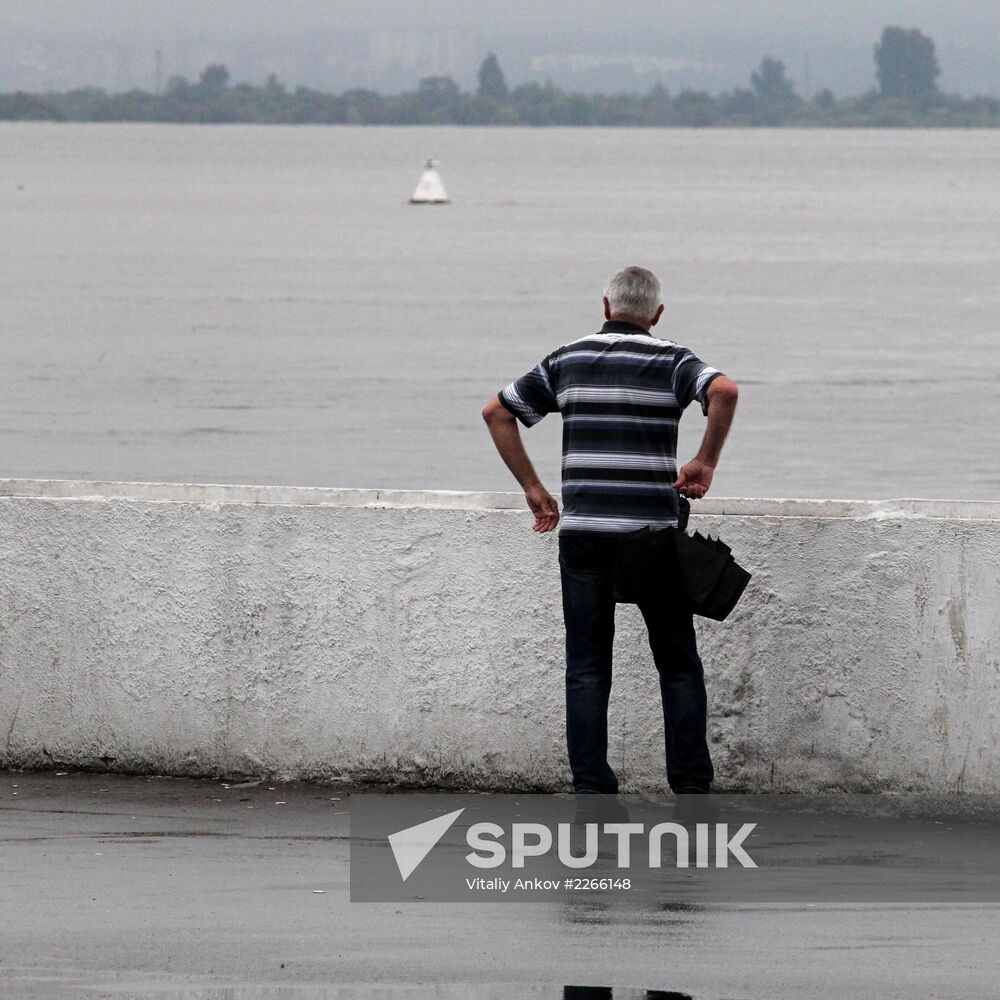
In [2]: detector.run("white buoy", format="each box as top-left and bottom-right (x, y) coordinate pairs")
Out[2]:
(410, 157), (449, 204)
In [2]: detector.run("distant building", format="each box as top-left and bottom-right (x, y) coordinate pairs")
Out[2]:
(366, 29), (477, 91)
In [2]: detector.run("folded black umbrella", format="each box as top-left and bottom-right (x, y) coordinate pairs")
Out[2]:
(612, 521), (751, 621)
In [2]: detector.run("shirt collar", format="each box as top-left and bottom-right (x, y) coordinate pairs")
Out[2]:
(601, 319), (652, 336)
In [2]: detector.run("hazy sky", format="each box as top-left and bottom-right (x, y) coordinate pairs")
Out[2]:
(2, 1), (997, 95)
(3, 1), (998, 39)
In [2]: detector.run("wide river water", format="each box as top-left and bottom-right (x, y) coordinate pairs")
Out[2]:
(2, 124), (998, 501)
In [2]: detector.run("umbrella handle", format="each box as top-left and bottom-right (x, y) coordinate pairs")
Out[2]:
(677, 494), (691, 532)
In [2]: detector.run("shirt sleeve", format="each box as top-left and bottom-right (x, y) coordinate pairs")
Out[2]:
(497, 354), (559, 428)
(672, 347), (723, 416)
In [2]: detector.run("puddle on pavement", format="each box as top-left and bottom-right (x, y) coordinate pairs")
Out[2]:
(11, 984), (697, 999)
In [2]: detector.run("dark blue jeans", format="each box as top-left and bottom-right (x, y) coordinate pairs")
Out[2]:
(558, 531), (714, 794)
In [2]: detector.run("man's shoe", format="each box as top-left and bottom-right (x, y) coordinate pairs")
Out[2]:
(672, 792), (720, 825)
(574, 793), (631, 825)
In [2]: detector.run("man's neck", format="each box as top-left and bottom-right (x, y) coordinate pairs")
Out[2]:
(606, 313), (653, 332)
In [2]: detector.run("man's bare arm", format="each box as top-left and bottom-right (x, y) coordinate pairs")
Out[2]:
(673, 375), (739, 500)
(482, 395), (560, 533)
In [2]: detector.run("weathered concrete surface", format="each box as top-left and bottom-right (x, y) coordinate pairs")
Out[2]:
(1, 479), (999, 793)
(2, 770), (999, 1000)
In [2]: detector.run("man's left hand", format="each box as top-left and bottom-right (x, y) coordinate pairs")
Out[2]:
(674, 459), (714, 500)
(525, 484), (560, 533)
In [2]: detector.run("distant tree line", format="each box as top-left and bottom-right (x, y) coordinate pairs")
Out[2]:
(2, 28), (998, 127)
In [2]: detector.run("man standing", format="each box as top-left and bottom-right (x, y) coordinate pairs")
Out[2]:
(482, 266), (738, 795)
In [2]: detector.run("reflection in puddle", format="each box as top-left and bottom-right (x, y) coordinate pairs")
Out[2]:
(565, 989), (693, 999)
(558, 896), (704, 930)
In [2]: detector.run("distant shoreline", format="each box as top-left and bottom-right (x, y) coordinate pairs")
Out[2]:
(2, 78), (997, 130)
(7, 29), (997, 129)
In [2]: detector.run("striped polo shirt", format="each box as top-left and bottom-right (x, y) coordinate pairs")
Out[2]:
(498, 319), (722, 535)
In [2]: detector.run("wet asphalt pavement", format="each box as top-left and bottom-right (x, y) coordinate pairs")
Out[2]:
(1, 770), (998, 999)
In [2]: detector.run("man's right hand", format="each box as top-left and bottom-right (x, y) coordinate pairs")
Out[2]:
(674, 459), (715, 500)
(525, 484), (560, 533)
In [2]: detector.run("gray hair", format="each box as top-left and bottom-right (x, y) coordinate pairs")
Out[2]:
(604, 266), (661, 321)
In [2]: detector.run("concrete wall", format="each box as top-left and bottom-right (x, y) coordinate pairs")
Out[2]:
(2, 478), (999, 793)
